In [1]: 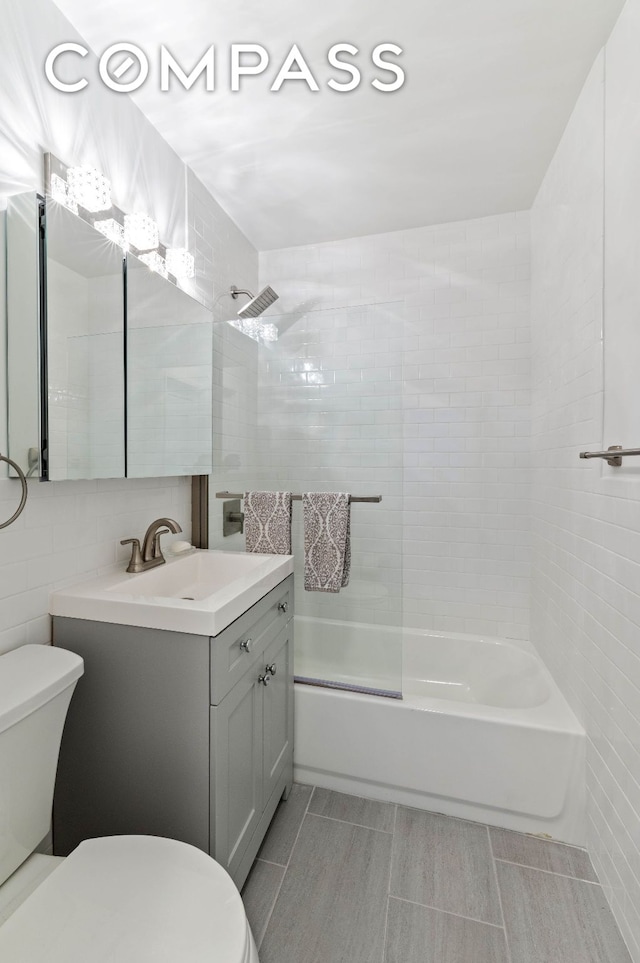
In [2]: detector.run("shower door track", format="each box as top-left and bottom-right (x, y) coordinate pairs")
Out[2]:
(295, 675), (402, 700)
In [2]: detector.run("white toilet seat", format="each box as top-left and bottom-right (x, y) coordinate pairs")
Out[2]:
(0, 835), (258, 962)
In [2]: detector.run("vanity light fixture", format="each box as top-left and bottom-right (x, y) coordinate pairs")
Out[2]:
(44, 153), (198, 286)
(124, 212), (160, 251)
(166, 248), (195, 280)
(50, 172), (78, 214)
(139, 250), (168, 278)
(94, 218), (129, 251)
(67, 165), (112, 212)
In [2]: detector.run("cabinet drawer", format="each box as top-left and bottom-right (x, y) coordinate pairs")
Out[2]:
(210, 576), (293, 705)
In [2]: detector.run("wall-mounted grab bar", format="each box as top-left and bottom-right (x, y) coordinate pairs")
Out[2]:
(578, 445), (640, 467)
(215, 491), (382, 503)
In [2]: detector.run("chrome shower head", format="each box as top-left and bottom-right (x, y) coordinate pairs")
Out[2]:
(230, 284), (279, 319)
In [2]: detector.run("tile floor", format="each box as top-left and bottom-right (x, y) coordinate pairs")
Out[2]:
(242, 785), (632, 963)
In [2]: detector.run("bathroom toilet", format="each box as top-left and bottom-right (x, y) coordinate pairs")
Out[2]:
(0, 644), (259, 962)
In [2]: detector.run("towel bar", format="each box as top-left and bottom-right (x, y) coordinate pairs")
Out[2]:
(579, 445), (640, 467)
(215, 491), (382, 503)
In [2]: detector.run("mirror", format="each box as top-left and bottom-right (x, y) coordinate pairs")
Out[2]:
(126, 254), (213, 477)
(6, 192), (41, 479)
(6, 192), (214, 481)
(46, 200), (126, 480)
(6, 192), (126, 480)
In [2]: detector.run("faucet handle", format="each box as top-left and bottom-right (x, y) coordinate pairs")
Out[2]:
(151, 527), (171, 560)
(121, 538), (143, 573)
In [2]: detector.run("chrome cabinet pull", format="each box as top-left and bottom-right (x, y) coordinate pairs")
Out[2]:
(278, 601), (288, 614)
(266, 663), (277, 676)
(258, 673), (271, 686)
(240, 638), (253, 653)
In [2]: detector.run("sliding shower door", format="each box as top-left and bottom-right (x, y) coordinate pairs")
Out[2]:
(252, 301), (405, 696)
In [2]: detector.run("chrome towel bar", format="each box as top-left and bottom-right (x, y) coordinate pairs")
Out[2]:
(215, 491), (382, 503)
(579, 445), (640, 467)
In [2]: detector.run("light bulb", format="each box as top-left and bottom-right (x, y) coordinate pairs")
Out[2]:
(94, 218), (128, 250)
(50, 173), (78, 214)
(166, 248), (195, 279)
(139, 251), (168, 278)
(124, 213), (159, 251)
(67, 165), (112, 212)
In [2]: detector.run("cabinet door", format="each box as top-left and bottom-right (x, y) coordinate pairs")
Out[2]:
(210, 668), (263, 879)
(262, 628), (294, 804)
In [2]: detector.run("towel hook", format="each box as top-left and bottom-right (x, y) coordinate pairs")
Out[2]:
(0, 453), (28, 529)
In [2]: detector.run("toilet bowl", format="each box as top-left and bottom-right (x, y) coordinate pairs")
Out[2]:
(0, 835), (258, 962)
(0, 645), (259, 961)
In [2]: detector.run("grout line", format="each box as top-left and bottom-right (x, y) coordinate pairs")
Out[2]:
(256, 857), (287, 869)
(494, 857), (601, 885)
(488, 826), (514, 963)
(305, 811), (395, 834)
(285, 787), (314, 869)
(389, 895), (505, 931)
(286, 786), (316, 869)
(255, 786), (314, 950)
(381, 805), (398, 963)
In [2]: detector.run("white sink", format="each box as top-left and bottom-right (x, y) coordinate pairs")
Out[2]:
(49, 550), (294, 636)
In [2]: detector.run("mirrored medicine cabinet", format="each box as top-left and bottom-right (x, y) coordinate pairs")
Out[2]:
(5, 191), (213, 481)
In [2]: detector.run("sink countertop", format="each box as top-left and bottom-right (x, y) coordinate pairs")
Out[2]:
(49, 550), (294, 637)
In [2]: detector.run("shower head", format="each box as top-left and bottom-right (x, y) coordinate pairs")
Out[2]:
(230, 284), (279, 319)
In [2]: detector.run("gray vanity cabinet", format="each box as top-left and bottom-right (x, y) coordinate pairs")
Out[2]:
(211, 625), (293, 883)
(262, 628), (293, 802)
(211, 667), (264, 880)
(53, 574), (293, 890)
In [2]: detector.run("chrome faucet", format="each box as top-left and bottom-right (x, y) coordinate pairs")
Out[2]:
(121, 517), (183, 573)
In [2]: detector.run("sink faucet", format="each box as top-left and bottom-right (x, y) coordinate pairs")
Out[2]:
(121, 517), (183, 573)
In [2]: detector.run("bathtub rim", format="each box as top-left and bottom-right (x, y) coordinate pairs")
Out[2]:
(294, 615), (584, 734)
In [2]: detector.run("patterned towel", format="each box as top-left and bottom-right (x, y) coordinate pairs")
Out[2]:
(303, 492), (351, 593)
(244, 491), (293, 555)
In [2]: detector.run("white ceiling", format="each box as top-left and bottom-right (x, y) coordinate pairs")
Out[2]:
(52, 0), (624, 250)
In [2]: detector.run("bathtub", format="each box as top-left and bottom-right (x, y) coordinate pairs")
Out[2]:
(294, 617), (586, 845)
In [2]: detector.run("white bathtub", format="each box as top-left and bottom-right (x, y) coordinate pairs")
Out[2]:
(294, 617), (586, 845)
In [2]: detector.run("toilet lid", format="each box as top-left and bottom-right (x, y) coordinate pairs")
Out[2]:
(0, 835), (251, 962)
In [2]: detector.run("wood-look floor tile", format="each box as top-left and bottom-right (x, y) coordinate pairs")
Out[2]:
(308, 787), (396, 833)
(385, 898), (509, 963)
(257, 784), (313, 865)
(497, 861), (632, 963)
(391, 808), (501, 924)
(260, 813), (392, 963)
(241, 859), (285, 949)
(490, 827), (598, 881)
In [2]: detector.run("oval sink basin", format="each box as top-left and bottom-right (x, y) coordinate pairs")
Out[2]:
(50, 550), (294, 636)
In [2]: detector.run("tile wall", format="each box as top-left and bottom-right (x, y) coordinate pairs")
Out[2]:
(260, 212), (531, 637)
(530, 0), (640, 954)
(208, 323), (260, 547)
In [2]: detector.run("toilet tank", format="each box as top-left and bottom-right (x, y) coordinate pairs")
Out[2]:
(0, 645), (84, 886)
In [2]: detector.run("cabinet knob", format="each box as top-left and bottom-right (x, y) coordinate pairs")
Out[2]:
(258, 673), (271, 686)
(266, 662), (277, 676)
(278, 601), (288, 613)
(240, 638), (253, 653)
